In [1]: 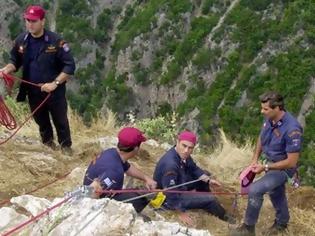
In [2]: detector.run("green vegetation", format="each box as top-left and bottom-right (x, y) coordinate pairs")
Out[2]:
(112, 0), (167, 55)
(94, 8), (115, 43)
(8, 16), (23, 40)
(160, 15), (218, 84)
(5, 0), (313, 185)
(56, 0), (93, 56)
(133, 64), (150, 85)
(135, 112), (178, 143)
(215, 0), (315, 185)
(301, 109), (315, 185)
(3, 96), (30, 122)
(192, 48), (221, 71)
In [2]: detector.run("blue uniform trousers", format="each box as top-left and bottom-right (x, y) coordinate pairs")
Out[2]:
(164, 173), (226, 220)
(245, 170), (289, 226)
(28, 93), (71, 147)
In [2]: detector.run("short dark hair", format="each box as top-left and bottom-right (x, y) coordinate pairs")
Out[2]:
(117, 142), (139, 152)
(259, 91), (285, 110)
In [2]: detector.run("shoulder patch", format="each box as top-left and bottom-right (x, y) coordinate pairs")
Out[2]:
(59, 40), (70, 52)
(288, 130), (302, 138)
(58, 40), (65, 47)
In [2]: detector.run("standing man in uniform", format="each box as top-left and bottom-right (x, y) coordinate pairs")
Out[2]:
(153, 130), (235, 226)
(230, 91), (303, 236)
(0, 5), (75, 153)
(83, 127), (157, 213)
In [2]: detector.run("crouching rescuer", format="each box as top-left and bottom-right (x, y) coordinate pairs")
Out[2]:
(153, 130), (236, 226)
(83, 127), (157, 213)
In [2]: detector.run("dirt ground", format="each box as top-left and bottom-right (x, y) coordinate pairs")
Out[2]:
(1, 120), (315, 236)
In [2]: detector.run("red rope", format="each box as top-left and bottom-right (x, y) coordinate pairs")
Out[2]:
(0, 95), (17, 130)
(0, 73), (50, 145)
(1, 72), (15, 92)
(0, 187), (247, 235)
(96, 188), (248, 196)
(1, 196), (73, 236)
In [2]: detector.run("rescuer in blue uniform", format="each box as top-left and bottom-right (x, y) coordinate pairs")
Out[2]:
(0, 5), (75, 152)
(154, 130), (235, 226)
(83, 127), (157, 213)
(230, 91), (303, 236)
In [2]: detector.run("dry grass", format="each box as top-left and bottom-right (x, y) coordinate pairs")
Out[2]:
(290, 208), (315, 236)
(1, 100), (118, 143)
(195, 129), (254, 185)
(69, 108), (117, 138)
(0, 104), (117, 201)
(1, 105), (315, 236)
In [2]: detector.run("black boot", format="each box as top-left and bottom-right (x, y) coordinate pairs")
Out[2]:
(263, 221), (287, 235)
(229, 223), (255, 236)
(223, 213), (237, 224)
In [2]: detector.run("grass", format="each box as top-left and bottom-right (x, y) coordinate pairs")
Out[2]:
(0, 99), (314, 236)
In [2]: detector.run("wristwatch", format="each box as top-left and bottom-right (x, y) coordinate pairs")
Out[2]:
(264, 164), (269, 172)
(54, 80), (60, 86)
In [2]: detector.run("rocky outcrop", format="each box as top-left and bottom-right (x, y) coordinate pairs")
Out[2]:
(1, 195), (211, 236)
(0, 0), (19, 62)
(297, 77), (315, 127)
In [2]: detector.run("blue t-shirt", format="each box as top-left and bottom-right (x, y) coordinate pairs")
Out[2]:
(153, 146), (205, 211)
(260, 112), (303, 176)
(83, 148), (130, 190)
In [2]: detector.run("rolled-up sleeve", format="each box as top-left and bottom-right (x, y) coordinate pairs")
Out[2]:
(285, 129), (303, 153)
(57, 40), (75, 75)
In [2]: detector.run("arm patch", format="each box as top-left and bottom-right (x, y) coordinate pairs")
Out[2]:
(59, 40), (70, 52)
(288, 130), (302, 138)
(164, 171), (177, 176)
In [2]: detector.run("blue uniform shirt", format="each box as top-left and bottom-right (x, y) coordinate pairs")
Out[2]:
(260, 112), (303, 176)
(153, 146), (205, 211)
(27, 35), (45, 84)
(83, 148), (130, 190)
(10, 30), (75, 101)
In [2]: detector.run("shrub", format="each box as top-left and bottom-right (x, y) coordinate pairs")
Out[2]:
(135, 112), (178, 143)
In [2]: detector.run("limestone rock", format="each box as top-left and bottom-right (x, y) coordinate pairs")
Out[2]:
(11, 195), (51, 216)
(17, 152), (58, 175)
(0, 195), (211, 236)
(0, 207), (28, 232)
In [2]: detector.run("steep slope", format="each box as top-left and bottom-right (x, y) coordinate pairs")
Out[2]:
(0, 116), (314, 236)
(0, 0), (314, 185)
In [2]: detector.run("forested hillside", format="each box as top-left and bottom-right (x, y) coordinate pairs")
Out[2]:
(1, 0), (315, 186)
